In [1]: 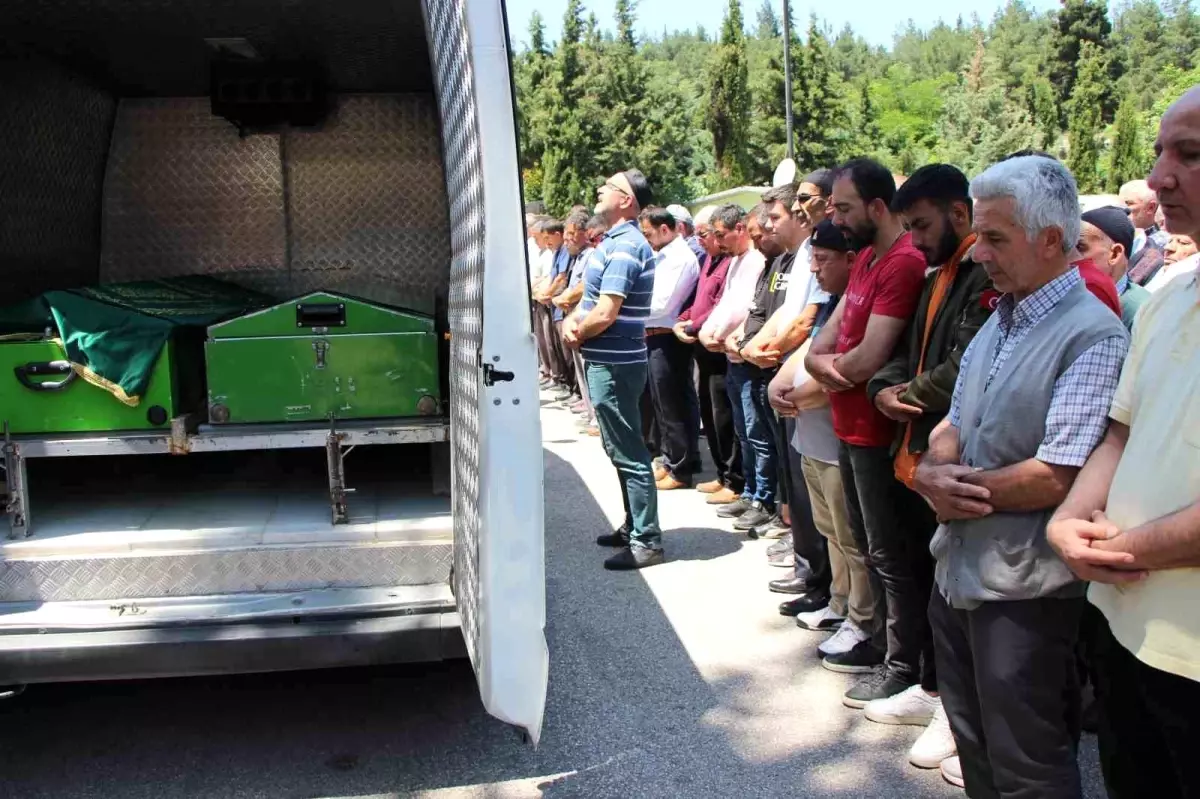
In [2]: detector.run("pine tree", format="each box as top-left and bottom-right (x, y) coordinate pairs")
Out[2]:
(793, 17), (842, 170)
(755, 0), (781, 40)
(1066, 40), (1106, 192)
(1051, 0), (1117, 118)
(706, 0), (753, 187)
(1108, 94), (1147, 190)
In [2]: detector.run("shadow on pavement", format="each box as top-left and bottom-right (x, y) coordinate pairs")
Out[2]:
(0, 447), (963, 799)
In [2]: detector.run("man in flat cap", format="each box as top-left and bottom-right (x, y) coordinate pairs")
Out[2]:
(1075, 206), (1151, 331)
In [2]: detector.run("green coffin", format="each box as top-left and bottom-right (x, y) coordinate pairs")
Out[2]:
(0, 335), (189, 435)
(205, 292), (441, 424)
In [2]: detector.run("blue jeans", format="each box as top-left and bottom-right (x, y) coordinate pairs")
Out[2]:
(725, 362), (777, 506)
(586, 360), (663, 550)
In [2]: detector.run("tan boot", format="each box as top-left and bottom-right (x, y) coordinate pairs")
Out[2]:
(706, 487), (739, 505)
(656, 474), (690, 491)
(696, 479), (724, 494)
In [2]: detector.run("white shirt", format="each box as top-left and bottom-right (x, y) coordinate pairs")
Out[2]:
(645, 235), (700, 329)
(526, 236), (541, 270)
(773, 239), (831, 331)
(700, 247), (767, 343)
(1145, 252), (1199, 293)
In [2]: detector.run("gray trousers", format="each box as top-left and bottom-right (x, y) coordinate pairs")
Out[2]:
(930, 590), (1084, 799)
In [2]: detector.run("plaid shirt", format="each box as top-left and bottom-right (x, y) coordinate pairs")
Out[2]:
(950, 268), (1129, 467)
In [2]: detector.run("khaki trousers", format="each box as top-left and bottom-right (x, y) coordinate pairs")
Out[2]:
(801, 455), (874, 626)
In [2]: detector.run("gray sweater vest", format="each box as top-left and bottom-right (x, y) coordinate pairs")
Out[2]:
(931, 281), (1129, 609)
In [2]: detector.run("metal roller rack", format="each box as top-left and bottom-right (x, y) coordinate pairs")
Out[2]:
(2, 416), (451, 539)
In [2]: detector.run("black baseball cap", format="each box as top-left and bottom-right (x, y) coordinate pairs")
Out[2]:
(1081, 206), (1136, 258)
(811, 219), (852, 252)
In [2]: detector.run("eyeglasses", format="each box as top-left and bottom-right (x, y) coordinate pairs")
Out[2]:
(603, 181), (630, 197)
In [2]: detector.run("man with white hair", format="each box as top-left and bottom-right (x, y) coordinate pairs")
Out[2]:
(1119, 179), (1169, 254)
(667, 203), (706, 264)
(1048, 85), (1200, 799)
(914, 155), (1129, 794)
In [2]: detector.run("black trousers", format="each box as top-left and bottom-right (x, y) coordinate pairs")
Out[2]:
(694, 345), (743, 492)
(930, 591), (1084, 799)
(839, 442), (938, 689)
(1085, 604), (1200, 799)
(784, 417), (830, 591)
(646, 333), (700, 480)
(758, 368), (790, 508)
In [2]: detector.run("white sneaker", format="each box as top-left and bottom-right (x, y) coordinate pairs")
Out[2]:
(940, 755), (965, 789)
(864, 683), (941, 726)
(796, 605), (844, 632)
(818, 619), (869, 657)
(910, 705), (957, 768)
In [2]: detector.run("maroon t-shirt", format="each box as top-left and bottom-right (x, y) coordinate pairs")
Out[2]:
(829, 233), (928, 448)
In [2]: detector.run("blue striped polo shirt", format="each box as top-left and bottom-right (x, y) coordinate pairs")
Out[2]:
(579, 220), (656, 365)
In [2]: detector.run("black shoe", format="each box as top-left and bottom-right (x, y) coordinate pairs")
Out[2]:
(779, 589), (830, 617)
(822, 640), (885, 674)
(716, 498), (751, 518)
(766, 535), (793, 557)
(768, 575), (809, 595)
(733, 501), (774, 531)
(604, 546), (665, 570)
(596, 524), (630, 547)
(843, 668), (914, 709)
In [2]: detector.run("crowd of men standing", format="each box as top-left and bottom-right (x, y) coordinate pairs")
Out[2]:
(524, 85), (1199, 798)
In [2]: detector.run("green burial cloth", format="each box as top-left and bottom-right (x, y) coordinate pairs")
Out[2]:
(0, 276), (273, 406)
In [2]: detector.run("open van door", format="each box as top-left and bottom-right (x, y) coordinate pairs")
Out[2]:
(423, 0), (548, 744)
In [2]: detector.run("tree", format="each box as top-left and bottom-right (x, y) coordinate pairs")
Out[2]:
(706, 0), (753, 187)
(1066, 40), (1107, 192)
(793, 17), (843, 170)
(755, 0), (781, 40)
(1051, 0), (1116, 115)
(1108, 94), (1148, 190)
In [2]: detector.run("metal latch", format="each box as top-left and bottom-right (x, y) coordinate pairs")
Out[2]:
(482, 363), (514, 386)
(313, 339), (329, 369)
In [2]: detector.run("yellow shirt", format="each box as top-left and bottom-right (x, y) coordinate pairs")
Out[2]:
(1090, 271), (1200, 681)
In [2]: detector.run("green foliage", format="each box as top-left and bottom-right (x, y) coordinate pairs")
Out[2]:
(511, 0), (1199, 209)
(1108, 94), (1149, 190)
(705, 0), (753, 188)
(1067, 40), (1107, 192)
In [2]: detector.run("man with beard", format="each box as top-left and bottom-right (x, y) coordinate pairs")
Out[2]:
(863, 163), (994, 772)
(805, 158), (929, 709)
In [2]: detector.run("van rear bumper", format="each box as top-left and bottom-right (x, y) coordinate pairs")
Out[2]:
(0, 585), (464, 684)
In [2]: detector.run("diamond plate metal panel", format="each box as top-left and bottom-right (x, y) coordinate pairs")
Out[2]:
(286, 95), (451, 308)
(4, 0), (433, 96)
(0, 542), (451, 603)
(425, 0), (484, 668)
(0, 58), (113, 303)
(99, 98), (288, 292)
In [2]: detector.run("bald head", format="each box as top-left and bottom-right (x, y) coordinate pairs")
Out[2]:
(1148, 85), (1200, 240)
(1119, 179), (1158, 230)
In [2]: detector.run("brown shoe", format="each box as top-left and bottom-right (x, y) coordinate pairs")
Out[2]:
(696, 479), (724, 494)
(586, 425), (600, 437)
(656, 475), (691, 491)
(706, 487), (739, 504)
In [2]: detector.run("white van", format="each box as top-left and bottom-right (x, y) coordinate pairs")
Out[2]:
(0, 0), (547, 743)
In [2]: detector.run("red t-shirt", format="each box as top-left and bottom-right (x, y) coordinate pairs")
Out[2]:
(829, 233), (928, 448)
(1073, 258), (1123, 318)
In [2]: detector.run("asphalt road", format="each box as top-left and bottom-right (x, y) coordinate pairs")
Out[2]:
(0, 396), (1104, 798)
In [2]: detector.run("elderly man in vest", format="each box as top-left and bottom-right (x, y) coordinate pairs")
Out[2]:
(913, 156), (1130, 797)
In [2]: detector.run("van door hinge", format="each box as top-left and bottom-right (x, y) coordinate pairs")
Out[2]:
(482, 363), (515, 386)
